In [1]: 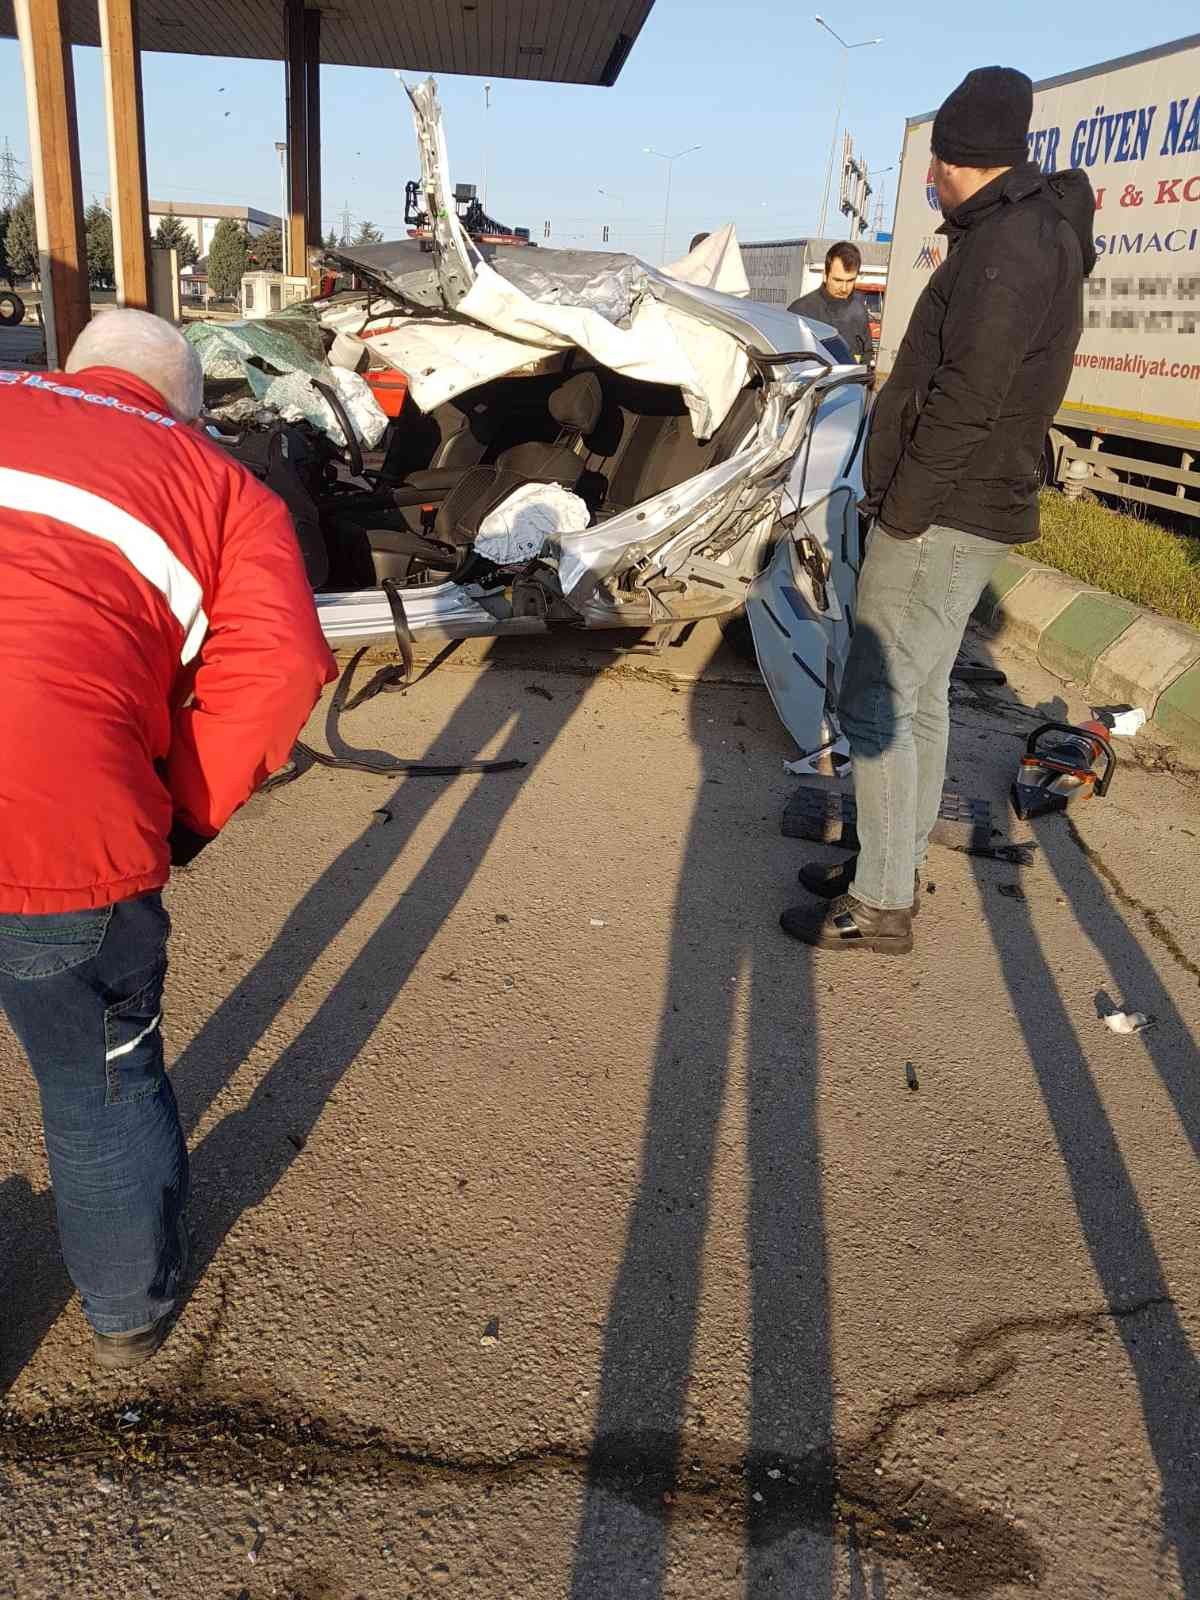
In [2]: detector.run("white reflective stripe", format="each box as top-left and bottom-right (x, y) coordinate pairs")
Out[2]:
(104, 1011), (162, 1062)
(0, 466), (209, 664)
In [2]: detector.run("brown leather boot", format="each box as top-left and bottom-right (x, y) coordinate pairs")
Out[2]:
(779, 893), (914, 955)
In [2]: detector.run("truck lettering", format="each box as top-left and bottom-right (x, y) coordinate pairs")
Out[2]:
(1095, 228), (1200, 256)
(1071, 103), (1157, 167)
(1115, 108), (1136, 160)
(1161, 96), (1200, 156)
(1133, 104), (1156, 161)
(1027, 124), (1062, 172)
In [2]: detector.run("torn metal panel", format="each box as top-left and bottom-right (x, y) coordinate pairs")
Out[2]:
(319, 302), (564, 416)
(406, 76), (481, 309)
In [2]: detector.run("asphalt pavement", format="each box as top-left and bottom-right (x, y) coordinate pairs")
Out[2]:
(1, 623), (1197, 1599)
(0, 326), (46, 368)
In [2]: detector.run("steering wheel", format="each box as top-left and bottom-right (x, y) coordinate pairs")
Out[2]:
(311, 378), (365, 480)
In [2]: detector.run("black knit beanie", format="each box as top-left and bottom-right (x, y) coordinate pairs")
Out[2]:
(931, 66), (1033, 168)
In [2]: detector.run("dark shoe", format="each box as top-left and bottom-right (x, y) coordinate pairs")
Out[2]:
(798, 858), (921, 914)
(92, 1218), (189, 1371)
(779, 893), (914, 955)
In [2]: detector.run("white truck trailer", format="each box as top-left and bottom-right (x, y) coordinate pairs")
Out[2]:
(880, 33), (1200, 521)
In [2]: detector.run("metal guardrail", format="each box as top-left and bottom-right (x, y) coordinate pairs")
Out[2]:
(1060, 442), (1200, 520)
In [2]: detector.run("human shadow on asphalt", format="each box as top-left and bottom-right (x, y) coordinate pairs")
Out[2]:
(974, 819), (1200, 1598)
(0, 659), (588, 1394)
(164, 663), (589, 1324)
(565, 659), (837, 1598)
(567, 635), (1043, 1600)
(0, 1176), (70, 1394)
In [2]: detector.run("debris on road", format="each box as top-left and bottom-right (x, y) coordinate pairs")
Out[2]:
(589, 918), (607, 928)
(783, 736), (852, 779)
(951, 659), (1007, 687)
(1102, 1010), (1152, 1035)
(525, 684), (555, 702)
(965, 842), (1038, 866)
(905, 1062), (919, 1091)
(1093, 706), (1147, 737)
(998, 883), (1027, 902)
(248, 1532), (266, 1565)
(480, 1317), (501, 1347)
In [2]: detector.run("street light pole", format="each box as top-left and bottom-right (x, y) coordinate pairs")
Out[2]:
(645, 145), (701, 265)
(274, 141), (289, 275)
(814, 17), (882, 239)
(481, 83), (492, 213)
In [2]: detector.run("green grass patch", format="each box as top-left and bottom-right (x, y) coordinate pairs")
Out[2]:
(1027, 492), (1200, 629)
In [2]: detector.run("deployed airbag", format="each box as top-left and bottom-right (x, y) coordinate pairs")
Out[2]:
(475, 483), (590, 567)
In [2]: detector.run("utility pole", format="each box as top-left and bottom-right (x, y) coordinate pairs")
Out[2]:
(814, 17), (882, 238)
(0, 139), (23, 209)
(274, 141), (289, 274)
(868, 165), (895, 238)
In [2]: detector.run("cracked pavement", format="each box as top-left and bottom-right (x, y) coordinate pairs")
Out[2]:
(1, 621), (1198, 1599)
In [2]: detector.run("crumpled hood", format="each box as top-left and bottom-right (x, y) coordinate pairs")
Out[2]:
(1042, 167), (1098, 277)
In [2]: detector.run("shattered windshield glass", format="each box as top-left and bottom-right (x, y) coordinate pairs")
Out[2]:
(185, 306), (387, 448)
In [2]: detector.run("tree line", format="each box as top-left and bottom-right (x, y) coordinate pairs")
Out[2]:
(1, 191), (386, 300)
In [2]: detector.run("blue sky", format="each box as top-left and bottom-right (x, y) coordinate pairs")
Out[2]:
(1, 1), (1197, 261)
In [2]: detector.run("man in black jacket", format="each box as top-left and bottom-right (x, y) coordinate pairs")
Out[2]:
(789, 242), (873, 364)
(781, 65), (1095, 955)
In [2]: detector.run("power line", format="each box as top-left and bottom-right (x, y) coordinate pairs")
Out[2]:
(1, 139), (24, 210)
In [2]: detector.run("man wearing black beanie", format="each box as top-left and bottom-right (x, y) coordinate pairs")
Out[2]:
(782, 65), (1096, 955)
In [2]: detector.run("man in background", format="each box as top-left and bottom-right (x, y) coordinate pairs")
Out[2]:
(0, 310), (336, 1367)
(789, 241), (872, 364)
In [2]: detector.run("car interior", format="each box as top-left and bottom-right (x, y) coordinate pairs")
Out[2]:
(227, 359), (766, 597)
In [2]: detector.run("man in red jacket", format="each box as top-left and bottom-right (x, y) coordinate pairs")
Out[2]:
(0, 309), (336, 1369)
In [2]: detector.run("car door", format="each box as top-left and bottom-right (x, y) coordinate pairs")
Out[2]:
(745, 381), (868, 754)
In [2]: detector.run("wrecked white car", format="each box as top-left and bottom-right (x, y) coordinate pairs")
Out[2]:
(210, 82), (870, 756)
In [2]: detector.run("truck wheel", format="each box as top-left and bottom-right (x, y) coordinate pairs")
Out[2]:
(0, 291), (25, 327)
(719, 607), (759, 666)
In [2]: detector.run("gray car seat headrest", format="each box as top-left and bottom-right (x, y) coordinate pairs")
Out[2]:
(549, 372), (603, 435)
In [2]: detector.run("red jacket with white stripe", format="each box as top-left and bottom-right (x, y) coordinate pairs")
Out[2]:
(0, 365), (337, 914)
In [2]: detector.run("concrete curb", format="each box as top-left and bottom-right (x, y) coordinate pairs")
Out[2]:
(974, 555), (1200, 764)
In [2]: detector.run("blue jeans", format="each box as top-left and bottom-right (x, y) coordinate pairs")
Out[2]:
(838, 524), (1006, 911)
(0, 893), (188, 1335)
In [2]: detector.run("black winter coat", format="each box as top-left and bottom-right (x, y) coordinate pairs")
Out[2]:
(862, 163), (1095, 544)
(789, 284), (873, 364)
